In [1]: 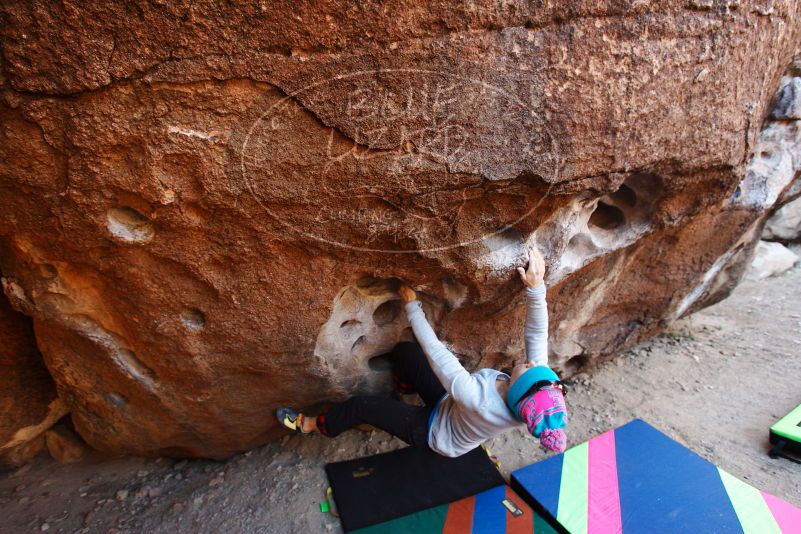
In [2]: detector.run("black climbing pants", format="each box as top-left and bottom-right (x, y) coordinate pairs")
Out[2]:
(317, 341), (446, 449)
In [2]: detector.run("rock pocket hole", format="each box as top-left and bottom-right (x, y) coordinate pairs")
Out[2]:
(105, 393), (128, 407)
(106, 207), (154, 243)
(373, 299), (402, 326)
(566, 232), (596, 256)
(565, 354), (589, 374)
(351, 335), (367, 356)
(39, 263), (58, 280)
(610, 184), (637, 208)
(340, 319), (362, 337)
(588, 202), (625, 230)
(180, 308), (206, 330)
(355, 276), (402, 295)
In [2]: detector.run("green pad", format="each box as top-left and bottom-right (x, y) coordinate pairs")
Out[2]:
(770, 403), (801, 443)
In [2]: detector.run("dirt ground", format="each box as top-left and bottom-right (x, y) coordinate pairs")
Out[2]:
(2, 247), (800, 534)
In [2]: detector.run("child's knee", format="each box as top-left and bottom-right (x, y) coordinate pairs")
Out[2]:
(348, 395), (374, 412)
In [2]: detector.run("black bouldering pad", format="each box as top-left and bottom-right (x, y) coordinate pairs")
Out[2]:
(325, 446), (504, 532)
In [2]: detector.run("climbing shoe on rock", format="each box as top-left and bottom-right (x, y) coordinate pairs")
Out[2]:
(276, 407), (310, 433)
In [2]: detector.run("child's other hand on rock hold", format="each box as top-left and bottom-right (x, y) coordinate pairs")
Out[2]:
(517, 247), (546, 288)
(399, 285), (417, 303)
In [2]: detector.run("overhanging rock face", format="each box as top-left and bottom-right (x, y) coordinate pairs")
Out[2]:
(1, 1), (800, 458)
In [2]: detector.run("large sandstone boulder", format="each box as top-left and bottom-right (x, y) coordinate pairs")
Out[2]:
(1, 1), (800, 458)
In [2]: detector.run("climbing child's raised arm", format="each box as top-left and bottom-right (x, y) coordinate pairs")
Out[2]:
(517, 248), (549, 366)
(400, 286), (482, 407)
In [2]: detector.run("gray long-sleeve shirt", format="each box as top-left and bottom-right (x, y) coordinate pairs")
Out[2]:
(404, 284), (549, 457)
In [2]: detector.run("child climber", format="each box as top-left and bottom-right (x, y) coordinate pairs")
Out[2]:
(276, 246), (568, 456)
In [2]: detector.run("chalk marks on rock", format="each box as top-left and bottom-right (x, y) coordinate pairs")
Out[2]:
(545, 173), (664, 281)
(106, 207), (154, 243)
(315, 276), (443, 394)
(180, 307), (206, 330)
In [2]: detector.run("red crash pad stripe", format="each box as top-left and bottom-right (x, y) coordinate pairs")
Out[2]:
(587, 429), (622, 534)
(442, 494), (475, 534)
(505, 487), (533, 534)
